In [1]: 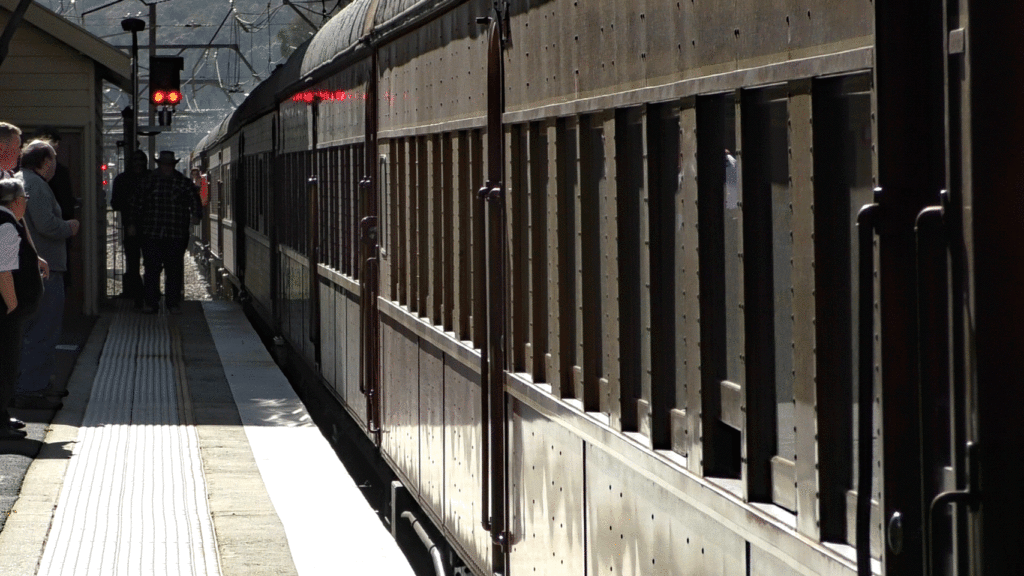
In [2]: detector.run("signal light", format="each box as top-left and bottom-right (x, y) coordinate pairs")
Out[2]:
(101, 163), (107, 171)
(149, 56), (183, 113)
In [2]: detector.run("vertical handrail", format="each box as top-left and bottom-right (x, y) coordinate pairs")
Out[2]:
(477, 14), (509, 570)
(856, 201), (879, 576)
(918, 201), (978, 576)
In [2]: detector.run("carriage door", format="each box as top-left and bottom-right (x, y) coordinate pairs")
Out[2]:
(913, 0), (996, 573)
(359, 48), (382, 443)
(308, 97), (322, 369)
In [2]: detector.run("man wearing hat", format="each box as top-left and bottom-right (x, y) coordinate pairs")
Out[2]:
(130, 151), (202, 314)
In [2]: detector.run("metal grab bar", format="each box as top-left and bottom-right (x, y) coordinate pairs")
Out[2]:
(478, 182), (493, 534)
(856, 201), (880, 576)
(917, 201), (978, 576)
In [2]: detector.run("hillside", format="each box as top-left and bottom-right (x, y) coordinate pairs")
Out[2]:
(36, 0), (350, 163)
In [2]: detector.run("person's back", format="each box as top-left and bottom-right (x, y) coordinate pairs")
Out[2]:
(110, 151), (148, 303)
(133, 151), (201, 314)
(134, 166), (200, 240)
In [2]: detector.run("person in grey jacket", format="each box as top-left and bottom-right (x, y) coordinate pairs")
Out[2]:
(15, 140), (79, 410)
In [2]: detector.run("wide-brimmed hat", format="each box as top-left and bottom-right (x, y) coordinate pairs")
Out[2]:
(156, 150), (179, 165)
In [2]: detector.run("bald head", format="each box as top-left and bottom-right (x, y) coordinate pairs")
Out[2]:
(0, 122), (22, 172)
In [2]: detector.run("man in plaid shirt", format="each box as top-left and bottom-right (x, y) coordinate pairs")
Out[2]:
(130, 151), (202, 314)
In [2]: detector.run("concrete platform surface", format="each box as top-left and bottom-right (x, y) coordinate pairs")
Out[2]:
(0, 301), (415, 576)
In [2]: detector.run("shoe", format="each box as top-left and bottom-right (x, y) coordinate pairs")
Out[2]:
(0, 427), (27, 440)
(12, 395), (63, 410)
(9, 417), (24, 429)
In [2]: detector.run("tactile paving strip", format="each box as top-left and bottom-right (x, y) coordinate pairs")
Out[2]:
(37, 308), (221, 576)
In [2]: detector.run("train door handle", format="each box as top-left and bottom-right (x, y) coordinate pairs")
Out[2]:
(855, 198), (880, 576)
(917, 198), (978, 576)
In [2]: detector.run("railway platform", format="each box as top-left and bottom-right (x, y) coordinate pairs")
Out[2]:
(0, 301), (415, 576)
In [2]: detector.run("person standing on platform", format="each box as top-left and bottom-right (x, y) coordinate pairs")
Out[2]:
(32, 128), (75, 219)
(0, 178), (45, 437)
(0, 122), (22, 179)
(110, 150), (149, 305)
(33, 128), (77, 295)
(130, 151), (202, 314)
(15, 140), (79, 410)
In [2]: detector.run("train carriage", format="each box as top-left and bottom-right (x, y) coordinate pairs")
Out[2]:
(192, 0), (1024, 575)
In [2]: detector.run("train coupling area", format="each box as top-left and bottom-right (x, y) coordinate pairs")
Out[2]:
(0, 301), (415, 576)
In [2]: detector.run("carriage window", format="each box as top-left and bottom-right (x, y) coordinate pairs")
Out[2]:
(738, 86), (794, 507)
(578, 114), (605, 413)
(812, 74), (879, 550)
(645, 102), (680, 450)
(696, 93), (742, 478)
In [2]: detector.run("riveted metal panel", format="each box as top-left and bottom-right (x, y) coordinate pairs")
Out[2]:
(545, 120), (564, 396)
(598, 112), (621, 429)
(643, 0), (696, 85)
(320, 281), (337, 388)
(223, 222), (236, 276)
(787, 0), (873, 58)
(377, 0), (488, 134)
(443, 355), (491, 575)
(245, 231), (272, 315)
(503, 0), (872, 118)
(679, 101), (701, 468)
(748, 544), (807, 576)
(788, 83), (819, 538)
(382, 316), (420, 492)
(419, 339), (446, 516)
(345, 290), (365, 424)
(509, 399), (585, 576)
(333, 280), (349, 403)
(452, 133), (467, 339)
(587, 443), (746, 576)
(734, 0), (788, 69)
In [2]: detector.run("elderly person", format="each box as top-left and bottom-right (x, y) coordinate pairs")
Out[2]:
(14, 140), (79, 410)
(131, 151), (201, 314)
(0, 178), (44, 438)
(0, 122), (22, 178)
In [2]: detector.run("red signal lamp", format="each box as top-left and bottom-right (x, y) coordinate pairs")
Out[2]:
(152, 90), (167, 104)
(166, 90), (182, 105)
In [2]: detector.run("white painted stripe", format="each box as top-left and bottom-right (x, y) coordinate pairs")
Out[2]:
(202, 301), (415, 576)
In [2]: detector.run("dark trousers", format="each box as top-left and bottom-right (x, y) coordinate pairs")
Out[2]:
(0, 314), (24, 423)
(141, 236), (188, 309)
(122, 232), (143, 299)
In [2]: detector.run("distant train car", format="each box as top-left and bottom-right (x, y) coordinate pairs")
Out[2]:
(193, 1), (1024, 575)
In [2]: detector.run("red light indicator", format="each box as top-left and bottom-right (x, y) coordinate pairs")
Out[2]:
(101, 164), (107, 171)
(102, 179), (108, 186)
(153, 90), (166, 104)
(166, 91), (182, 105)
